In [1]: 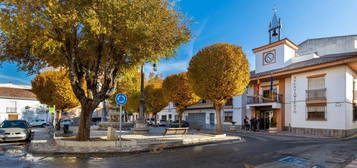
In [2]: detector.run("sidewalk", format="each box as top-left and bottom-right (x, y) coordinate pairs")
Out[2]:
(28, 126), (242, 154)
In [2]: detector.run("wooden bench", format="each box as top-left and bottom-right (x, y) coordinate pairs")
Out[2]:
(163, 128), (189, 136)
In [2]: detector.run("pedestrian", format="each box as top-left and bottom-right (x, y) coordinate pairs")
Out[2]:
(244, 116), (250, 131)
(251, 117), (257, 131)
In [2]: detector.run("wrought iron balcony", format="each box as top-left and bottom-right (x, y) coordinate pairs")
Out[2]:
(306, 88), (326, 101)
(247, 94), (283, 104)
(6, 107), (17, 113)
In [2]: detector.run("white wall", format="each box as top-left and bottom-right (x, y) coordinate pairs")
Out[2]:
(0, 98), (48, 123)
(157, 102), (177, 121)
(284, 77), (292, 127)
(255, 44), (296, 74)
(345, 66), (357, 129)
(290, 66), (348, 129)
(297, 35), (357, 56)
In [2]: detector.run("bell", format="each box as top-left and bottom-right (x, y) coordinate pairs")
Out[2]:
(272, 29), (278, 36)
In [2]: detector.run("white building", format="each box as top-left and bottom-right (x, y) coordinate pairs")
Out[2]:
(244, 11), (357, 137)
(0, 83), (49, 123)
(183, 98), (245, 130)
(157, 102), (177, 122)
(183, 11), (357, 137)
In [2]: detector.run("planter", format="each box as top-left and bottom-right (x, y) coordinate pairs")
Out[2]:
(55, 138), (137, 148)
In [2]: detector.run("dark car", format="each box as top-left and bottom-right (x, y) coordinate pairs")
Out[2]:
(169, 120), (189, 128)
(0, 120), (32, 142)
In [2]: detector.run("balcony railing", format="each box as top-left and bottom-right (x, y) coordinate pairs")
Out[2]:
(6, 107), (17, 113)
(306, 88), (326, 100)
(247, 94), (283, 104)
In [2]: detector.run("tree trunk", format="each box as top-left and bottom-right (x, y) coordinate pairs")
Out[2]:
(76, 103), (96, 141)
(214, 103), (223, 134)
(154, 113), (158, 126)
(178, 110), (183, 128)
(55, 110), (62, 131)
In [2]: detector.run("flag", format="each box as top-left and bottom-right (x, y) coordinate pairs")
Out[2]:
(255, 79), (260, 94)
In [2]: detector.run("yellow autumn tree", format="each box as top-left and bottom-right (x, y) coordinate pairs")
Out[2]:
(0, 0), (190, 140)
(32, 70), (80, 128)
(144, 85), (168, 125)
(188, 43), (250, 133)
(162, 72), (200, 127)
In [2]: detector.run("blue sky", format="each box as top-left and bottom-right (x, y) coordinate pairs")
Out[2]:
(1, 0), (357, 85)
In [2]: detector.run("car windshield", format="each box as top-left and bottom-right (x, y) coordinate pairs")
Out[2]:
(1, 121), (28, 128)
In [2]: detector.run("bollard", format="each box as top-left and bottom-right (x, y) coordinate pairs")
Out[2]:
(107, 127), (117, 140)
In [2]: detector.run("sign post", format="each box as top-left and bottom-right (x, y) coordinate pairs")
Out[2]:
(49, 105), (56, 138)
(115, 93), (127, 147)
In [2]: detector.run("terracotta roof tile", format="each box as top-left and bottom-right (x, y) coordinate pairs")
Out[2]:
(0, 87), (37, 100)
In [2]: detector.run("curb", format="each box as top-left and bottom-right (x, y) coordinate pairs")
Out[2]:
(230, 130), (338, 139)
(27, 138), (243, 156)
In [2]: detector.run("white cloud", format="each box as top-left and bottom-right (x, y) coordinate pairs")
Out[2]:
(0, 74), (31, 85)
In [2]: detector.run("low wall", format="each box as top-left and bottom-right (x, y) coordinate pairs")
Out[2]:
(288, 127), (357, 137)
(98, 122), (134, 130)
(55, 139), (137, 148)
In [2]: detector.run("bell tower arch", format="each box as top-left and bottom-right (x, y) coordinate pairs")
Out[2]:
(269, 8), (282, 43)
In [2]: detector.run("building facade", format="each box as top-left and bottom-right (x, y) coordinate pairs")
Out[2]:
(245, 12), (357, 137)
(182, 11), (357, 137)
(183, 97), (245, 130)
(0, 83), (49, 123)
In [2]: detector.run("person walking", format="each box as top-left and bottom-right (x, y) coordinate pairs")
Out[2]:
(244, 116), (250, 131)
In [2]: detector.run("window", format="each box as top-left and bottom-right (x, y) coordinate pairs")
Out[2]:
(353, 105), (357, 121)
(225, 98), (233, 106)
(161, 115), (167, 121)
(6, 101), (17, 113)
(307, 105), (326, 120)
(224, 111), (233, 122)
(168, 114), (172, 120)
(308, 76), (325, 90)
(307, 76), (326, 100)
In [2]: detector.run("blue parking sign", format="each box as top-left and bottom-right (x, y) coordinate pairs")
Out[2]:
(115, 93), (127, 105)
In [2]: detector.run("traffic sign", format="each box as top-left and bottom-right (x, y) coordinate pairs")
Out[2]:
(115, 93), (127, 105)
(49, 106), (55, 113)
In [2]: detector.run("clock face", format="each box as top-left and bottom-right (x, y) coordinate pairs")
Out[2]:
(263, 50), (276, 65)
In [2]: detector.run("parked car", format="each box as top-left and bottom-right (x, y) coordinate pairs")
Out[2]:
(0, 120), (32, 142)
(60, 119), (72, 126)
(30, 119), (48, 127)
(159, 120), (168, 127)
(169, 120), (190, 128)
(146, 118), (155, 126)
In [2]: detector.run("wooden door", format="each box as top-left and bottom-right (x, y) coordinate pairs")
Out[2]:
(8, 114), (18, 120)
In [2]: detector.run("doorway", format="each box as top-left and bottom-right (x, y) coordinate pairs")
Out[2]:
(209, 113), (215, 129)
(8, 114), (18, 120)
(258, 110), (276, 130)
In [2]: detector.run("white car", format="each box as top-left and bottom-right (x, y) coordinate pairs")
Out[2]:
(0, 120), (32, 142)
(30, 119), (48, 127)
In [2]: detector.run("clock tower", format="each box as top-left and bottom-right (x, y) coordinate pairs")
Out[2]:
(252, 10), (298, 74)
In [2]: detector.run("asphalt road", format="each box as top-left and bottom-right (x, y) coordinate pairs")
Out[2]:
(1, 131), (347, 168)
